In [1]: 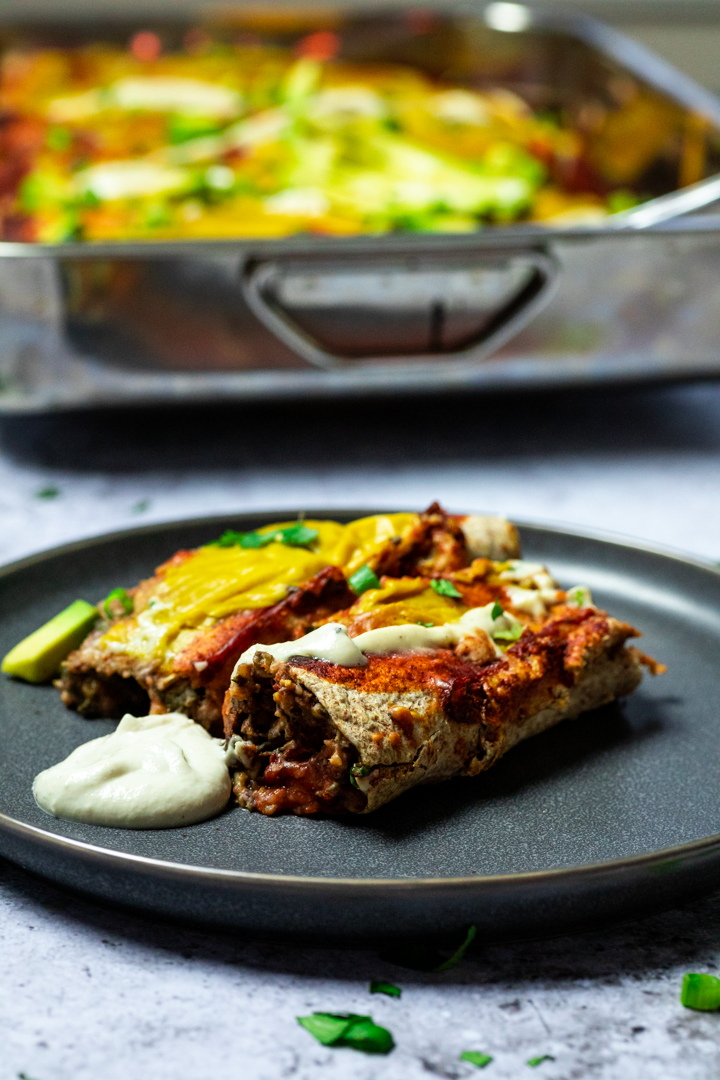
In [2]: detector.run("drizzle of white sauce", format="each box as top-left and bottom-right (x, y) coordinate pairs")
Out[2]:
(75, 160), (191, 201)
(33, 713), (231, 829)
(239, 602), (523, 669)
(499, 559), (562, 616)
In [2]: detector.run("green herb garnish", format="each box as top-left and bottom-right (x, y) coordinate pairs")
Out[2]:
(213, 523), (319, 549)
(349, 763), (371, 789)
(430, 578), (462, 599)
(103, 588), (133, 618)
(381, 925), (476, 972)
(527, 1055), (555, 1067)
(36, 486), (60, 499)
(491, 600), (503, 620)
(349, 564), (381, 595)
(460, 1051), (493, 1068)
(297, 1013), (394, 1054)
(417, 620), (435, 628)
(370, 980), (401, 998)
(681, 973), (720, 1010)
(492, 623), (523, 643)
(132, 499), (150, 514)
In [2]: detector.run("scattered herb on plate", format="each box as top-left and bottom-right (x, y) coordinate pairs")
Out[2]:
(460, 1051), (493, 1068)
(431, 579), (463, 599)
(349, 565), (381, 595)
(681, 973), (720, 1010)
(370, 980), (401, 998)
(297, 1013), (394, 1054)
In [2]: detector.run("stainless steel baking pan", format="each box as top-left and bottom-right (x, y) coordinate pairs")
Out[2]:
(1, 1), (720, 412)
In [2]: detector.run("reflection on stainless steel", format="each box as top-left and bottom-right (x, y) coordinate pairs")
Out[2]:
(0, 3), (719, 409)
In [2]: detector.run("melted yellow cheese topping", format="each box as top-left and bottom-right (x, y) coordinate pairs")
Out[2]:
(345, 577), (468, 628)
(101, 514), (418, 664)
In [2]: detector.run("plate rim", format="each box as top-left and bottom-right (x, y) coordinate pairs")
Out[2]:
(2, 506), (720, 894)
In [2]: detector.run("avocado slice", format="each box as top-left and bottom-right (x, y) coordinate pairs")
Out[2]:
(2, 599), (99, 683)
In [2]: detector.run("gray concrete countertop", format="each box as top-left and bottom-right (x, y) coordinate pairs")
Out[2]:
(3, 381), (720, 1080)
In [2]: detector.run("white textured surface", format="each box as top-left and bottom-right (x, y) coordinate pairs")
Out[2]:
(3, 381), (720, 1080)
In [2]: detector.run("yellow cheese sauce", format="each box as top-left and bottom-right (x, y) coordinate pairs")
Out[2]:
(100, 513), (418, 665)
(339, 577), (469, 628)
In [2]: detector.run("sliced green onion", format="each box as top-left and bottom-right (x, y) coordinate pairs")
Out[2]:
(349, 763), (371, 789)
(212, 523), (318, 549)
(527, 1055), (555, 1067)
(430, 578), (462, 599)
(370, 980), (401, 998)
(239, 530), (275, 548)
(297, 1013), (394, 1054)
(491, 600), (503, 620)
(274, 522), (319, 547)
(104, 588), (133, 618)
(681, 973), (720, 1010)
(349, 565), (380, 595)
(460, 1051), (493, 1068)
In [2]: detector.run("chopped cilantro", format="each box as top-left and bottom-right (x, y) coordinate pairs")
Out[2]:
(681, 973), (720, 1010)
(431, 578), (462, 599)
(417, 620), (435, 628)
(297, 1013), (394, 1054)
(212, 523), (318, 549)
(527, 1055), (555, 1067)
(493, 623), (523, 643)
(349, 565), (381, 595)
(460, 1051), (493, 1068)
(349, 763), (371, 789)
(491, 600), (503, 620)
(370, 980), (401, 998)
(381, 925), (476, 972)
(103, 588), (133, 618)
(36, 486), (60, 500)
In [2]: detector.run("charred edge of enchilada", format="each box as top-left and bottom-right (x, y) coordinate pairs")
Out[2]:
(55, 564), (355, 729)
(223, 608), (653, 817)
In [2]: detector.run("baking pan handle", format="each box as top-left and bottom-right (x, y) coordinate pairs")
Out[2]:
(241, 249), (559, 370)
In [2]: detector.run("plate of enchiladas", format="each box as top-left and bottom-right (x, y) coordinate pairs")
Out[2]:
(1, 504), (719, 942)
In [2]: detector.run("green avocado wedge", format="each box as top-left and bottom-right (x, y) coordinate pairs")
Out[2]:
(1, 599), (98, 683)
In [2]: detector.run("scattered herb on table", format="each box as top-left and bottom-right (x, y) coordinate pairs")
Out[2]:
(681, 973), (720, 1010)
(297, 1013), (394, 1054)
(35, 486), (60, 499)
(431, 578), (463, 599)
(527, 1055), (555, 1067)
(381, 925), (476, 972)
(491, 600), (503, 620)
(103, 588), (133, 618)
(370, 980), (401, 998)
(460, 1051), (493, 1068)
(349, 564), (380, 595)
(131, 499), (150, 514)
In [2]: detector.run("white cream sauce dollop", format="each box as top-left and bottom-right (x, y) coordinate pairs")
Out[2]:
(239, 602), (523, 669)
(33, 713), (231, 829)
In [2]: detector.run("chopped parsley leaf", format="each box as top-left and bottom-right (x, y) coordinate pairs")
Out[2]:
(431, 579), (462, 599)
(297, 1013), (394, 1054)
(492, 623), (523, 643)
(277, 522), (319, 547)
(349, 565), (381, 595)
(491, 600), (503, 620)
(36, 486), (60, 500)
(681, 973), (720, 1010)
(103, 588), (133, 618)
(460, 1051), (493, 1068)
(527, 1055), (555, 1067)
(370, 980), (401, 998)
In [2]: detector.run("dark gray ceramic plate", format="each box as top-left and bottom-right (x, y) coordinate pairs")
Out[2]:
(1, 510), (720, 943)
